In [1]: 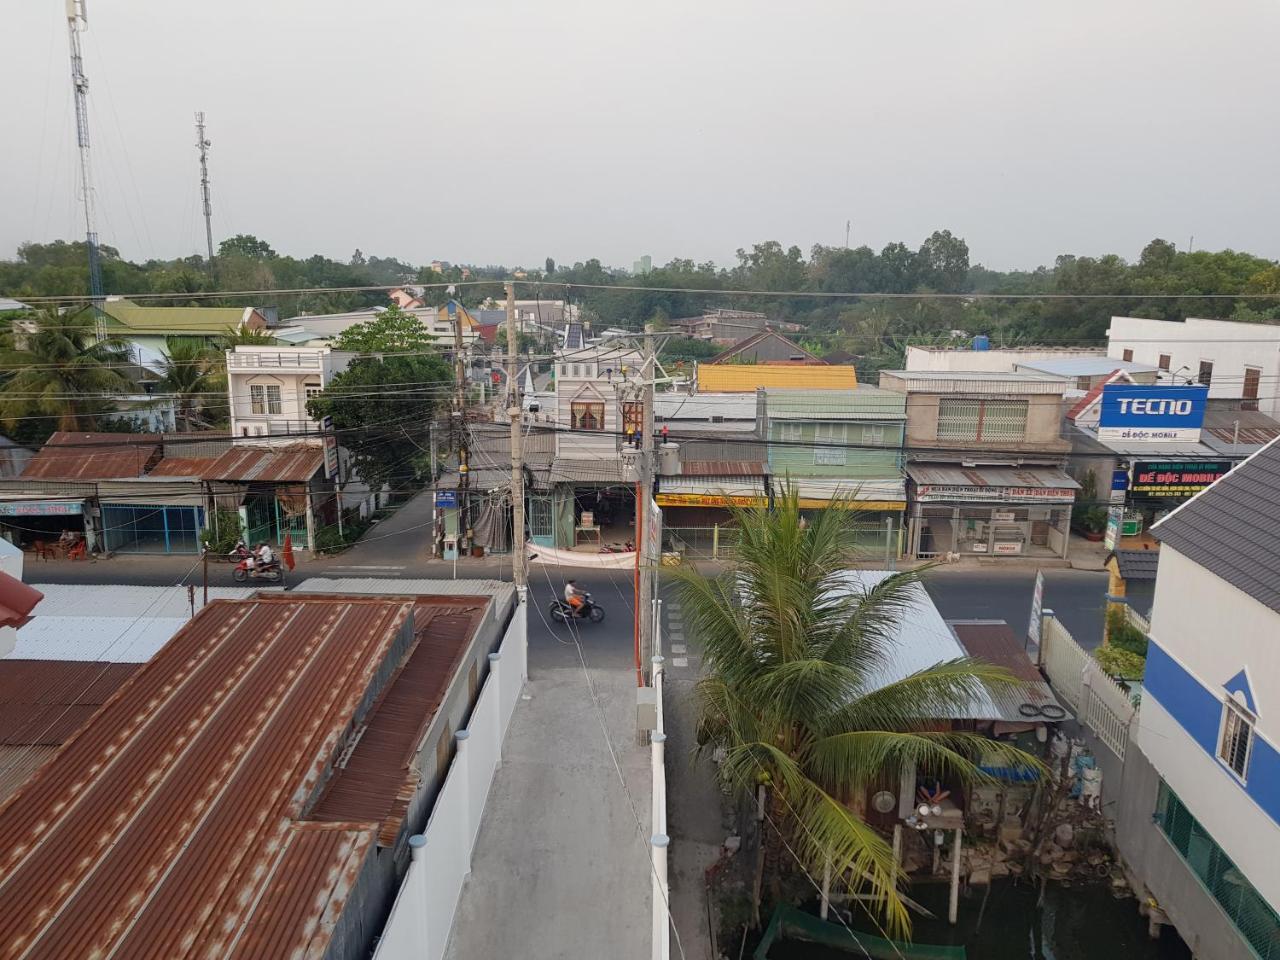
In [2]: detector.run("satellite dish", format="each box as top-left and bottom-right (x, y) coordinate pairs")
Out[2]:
(872, 791), (896, 814)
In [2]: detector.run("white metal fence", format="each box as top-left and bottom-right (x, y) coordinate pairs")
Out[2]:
(651, 598), (670, 960)
(373, 599), (528, 960)
(1040, 615), (1136, 760)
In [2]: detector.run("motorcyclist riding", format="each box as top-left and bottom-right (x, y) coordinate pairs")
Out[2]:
(564, 579), (586, 613)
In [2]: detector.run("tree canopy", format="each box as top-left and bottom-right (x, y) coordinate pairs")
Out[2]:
(330, 304), (436, 352)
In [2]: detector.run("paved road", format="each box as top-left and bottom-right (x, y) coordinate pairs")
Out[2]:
(922, 566), (1109, 650)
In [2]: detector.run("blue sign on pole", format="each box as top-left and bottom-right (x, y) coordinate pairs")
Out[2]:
(1097, 384), (1208, 442)
(1111, 469), (1129, 492)
(434, 490), (458, 509)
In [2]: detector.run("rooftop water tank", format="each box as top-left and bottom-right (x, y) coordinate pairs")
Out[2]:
(972, 334), (990, 351)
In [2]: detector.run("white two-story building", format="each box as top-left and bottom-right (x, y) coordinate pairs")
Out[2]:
(1126, 437), (1280, 960)
(1108, 316), (1280, 418)
(227, 345), (355, 439)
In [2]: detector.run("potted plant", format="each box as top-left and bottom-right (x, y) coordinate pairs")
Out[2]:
(1080, 506), (1109, 541)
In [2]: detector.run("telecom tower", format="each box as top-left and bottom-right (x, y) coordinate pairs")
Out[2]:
(65, 0), (103, 306)
(195, 111), (215, 272)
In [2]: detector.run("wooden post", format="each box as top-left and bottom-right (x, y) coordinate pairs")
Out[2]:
(892, 824), (903, 872)
(820, 858), (831, 920)
(949, 828), (963, 925)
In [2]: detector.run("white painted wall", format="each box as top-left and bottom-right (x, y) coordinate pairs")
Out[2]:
(1138, 545), (1280, 904)
(905, 346), (1106, 373)
(1107, 317), (1280, 417)
(1137, 693), (1280, 907)
(1148, 546), (1280, 745)
(227, 346), (355, 437)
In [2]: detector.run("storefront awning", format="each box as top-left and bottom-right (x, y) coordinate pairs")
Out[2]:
(907, 465), (1078, 504)
(656, 476), (767, 508)
(785, 478), (906, 511)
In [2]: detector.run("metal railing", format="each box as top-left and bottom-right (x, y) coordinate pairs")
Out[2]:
(228, 351), (323, 369)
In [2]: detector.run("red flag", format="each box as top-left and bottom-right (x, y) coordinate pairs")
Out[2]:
(282, 533), (296, 571)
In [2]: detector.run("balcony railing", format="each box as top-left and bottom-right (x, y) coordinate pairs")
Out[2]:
(228, 352), (323, 370)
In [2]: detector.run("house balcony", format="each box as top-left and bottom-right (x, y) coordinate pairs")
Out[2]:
(228, 351), (325, 372)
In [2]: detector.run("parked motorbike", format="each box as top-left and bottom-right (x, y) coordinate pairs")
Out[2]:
(233, 556), (282, 582)
(548, 592), (606, 625)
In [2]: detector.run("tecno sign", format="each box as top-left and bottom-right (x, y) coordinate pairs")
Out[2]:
(1098, 384), (1208, 443)
(1115, 397), (1195, 417)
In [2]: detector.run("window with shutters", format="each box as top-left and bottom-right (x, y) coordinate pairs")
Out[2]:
(1243, 367), (1261, 412)
(1158, 354), (1171, 371)
(862, 424), (885, 445)
(777, 422), (802, 442)
(1198, 361), (1214, 387)
(1122, 348), (1134, 362)
(250, 384), (266, 415)
(813, 423), (847, 465)
(937, 398), (1027, 442)
(1218, 700), (1253, 780)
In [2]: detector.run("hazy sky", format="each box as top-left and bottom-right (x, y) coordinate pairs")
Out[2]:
(4, 0), (1279, 273)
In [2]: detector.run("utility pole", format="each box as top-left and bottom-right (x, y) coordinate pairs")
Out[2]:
(195, 111), (215, 274)
(451, 300), (469, 552)
(505, 282), (526, 595)
(65, 0), (103, 313)
(637, 324), (657, 681)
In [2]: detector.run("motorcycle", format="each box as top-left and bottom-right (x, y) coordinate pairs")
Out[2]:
(228, 540), (252, 563)
(549, 592), (606, 625)
(233, 555), (282, 583)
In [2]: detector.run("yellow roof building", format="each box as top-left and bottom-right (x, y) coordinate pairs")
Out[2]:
(696, 364), (857, 392)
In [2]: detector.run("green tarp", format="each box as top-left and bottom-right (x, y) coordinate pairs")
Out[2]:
(755, 904), (966, 960)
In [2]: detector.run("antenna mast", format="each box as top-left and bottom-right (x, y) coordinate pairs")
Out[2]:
(65, 0), (103, 308)
(195, 111), (215, 274)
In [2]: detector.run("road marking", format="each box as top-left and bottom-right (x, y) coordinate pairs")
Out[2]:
(672, 657), (689, 668)
(671, 644), (687, 654)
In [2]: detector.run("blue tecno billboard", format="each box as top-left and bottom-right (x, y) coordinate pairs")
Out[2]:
(1097, 384), (1209, 442)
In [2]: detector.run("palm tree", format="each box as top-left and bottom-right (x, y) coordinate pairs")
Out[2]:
(157, 337), (221, 431)
(675, 485), (1039, 937)
(0, 308), (133, 432)
(216, 325), (276, 349)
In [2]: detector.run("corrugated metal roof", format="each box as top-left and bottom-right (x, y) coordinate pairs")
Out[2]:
(148, 455), (222, 477)
(21, 432), (159, 480)
(905, 464), (1081, 490)
(23, 584), (276, 619)
(0, 661), (140, 745)
(766, 386), (906, 420)
(310, 602), (485, 845)
(879, 370), (1067, 395)
(90, 299), (254, 333)
(698, 364), (857, 392)
(9, 615), (189, 662)
(1153, 437), (1280, 615)
(680, 460), (767, 477)
(708, 332), (819, 364)
(1014, 357), (1159, 377)
(949, 621), (1071, 722)
(0, 593), (463, 960)
(550, 457), (627, 484)
(655, 392), (758, 421)
(203, 444), (324, 482)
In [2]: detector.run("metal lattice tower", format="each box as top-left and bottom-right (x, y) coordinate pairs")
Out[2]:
(195, 111), (215, 272)
(65, 0), (103, 309)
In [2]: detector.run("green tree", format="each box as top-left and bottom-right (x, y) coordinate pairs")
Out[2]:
(0, 308), (133, 432)
(216, 325), (277, 349)
(217, 234), (276, 260)
(157, 337), (222, 431)
(332, 304), (436, 352)
(675, 487), (1036, 933)
(917, 230), (970, 293)
(305, 353), (452, 489)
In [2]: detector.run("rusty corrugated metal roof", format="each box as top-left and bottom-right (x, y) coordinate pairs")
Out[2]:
(203, 444), (324, 482)
(0, 661), (139, 746)
(679, 460), (768, 477)
(21, 432), (160, 480)
(0, 592), (480, 960)
(147, 455), (222, 477)
(309, 601), (485, 845)
(948, 620), (1071, 721)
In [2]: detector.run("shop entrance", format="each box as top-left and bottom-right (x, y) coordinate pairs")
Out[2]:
(101, 503), (204, 554)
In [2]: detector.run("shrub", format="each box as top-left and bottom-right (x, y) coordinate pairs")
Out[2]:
(1106, 606), (1149, 656)
(200, 509), (244, 555)
(1095, 645), (1145, 679)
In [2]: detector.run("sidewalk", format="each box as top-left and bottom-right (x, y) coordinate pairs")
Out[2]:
(444, 586), (652, 960)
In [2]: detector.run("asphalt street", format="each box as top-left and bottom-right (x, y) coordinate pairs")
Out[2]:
(921, 566), (1109, 650)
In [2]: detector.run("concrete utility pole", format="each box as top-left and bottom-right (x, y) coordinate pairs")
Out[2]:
(505, 282), (526, 593)
(638, 323), (657, 679)
(451, 301), (469, 551)
(195, 111), (215, 274)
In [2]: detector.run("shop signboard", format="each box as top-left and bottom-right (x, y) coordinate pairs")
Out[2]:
(1027, 571), (1045, 646)
(1130, 461), (1232, 498)
(915, 484), (1076, 504)
(321, 415), (340, 481)
(1097, 384), (1208, 442)
(993, 541), (1023, 555)
(1103, 505), (1123, 551)
(0, 500), (83, 517)
(655, 492), (767, 508)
